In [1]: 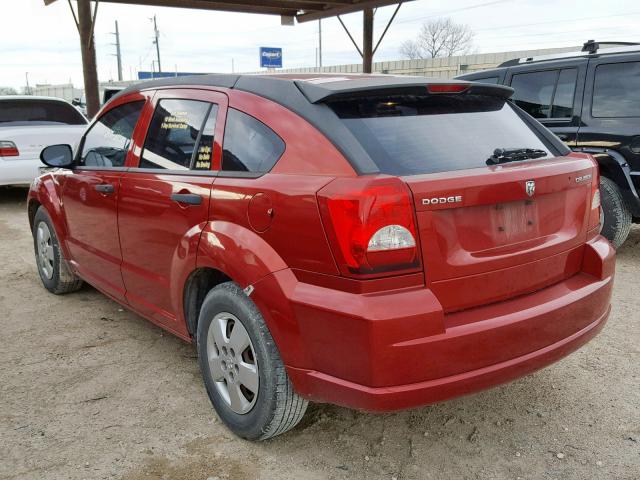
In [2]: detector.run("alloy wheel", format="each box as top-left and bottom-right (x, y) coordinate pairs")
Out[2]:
(206, 312), (259, 414)
(36, 222), (54, 280)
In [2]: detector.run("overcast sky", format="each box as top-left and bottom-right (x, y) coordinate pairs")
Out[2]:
(1, 0), (639, 89)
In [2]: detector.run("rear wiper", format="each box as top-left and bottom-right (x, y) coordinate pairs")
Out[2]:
(486, 148), (548, 165)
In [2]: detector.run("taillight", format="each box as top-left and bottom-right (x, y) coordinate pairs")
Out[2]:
(0, 141), (19, 157)
(317, 176), (421, 278)
(588, 161), (601, 231)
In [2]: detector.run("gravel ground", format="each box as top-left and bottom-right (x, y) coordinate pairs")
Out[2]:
(1, 185), (638, 480)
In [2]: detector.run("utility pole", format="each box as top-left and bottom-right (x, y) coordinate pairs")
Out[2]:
(110, 20), (123, 81)
(25, 72), (31, 95)
(152, 15), (162, 73)
(318, 19), (323, 69)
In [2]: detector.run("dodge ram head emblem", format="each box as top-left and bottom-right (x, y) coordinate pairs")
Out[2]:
(525, 180), (536, 197)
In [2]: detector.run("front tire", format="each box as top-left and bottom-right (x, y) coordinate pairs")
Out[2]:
(600, 176), (632, 248)
(32, 207), (83, 294)
(197, 282), (308, 440)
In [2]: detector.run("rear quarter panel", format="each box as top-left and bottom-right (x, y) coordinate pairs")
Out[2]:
(198, 88), (358, 283)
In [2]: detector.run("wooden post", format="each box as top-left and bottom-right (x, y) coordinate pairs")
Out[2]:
(78, 0), (100, 118)
(362, 7), (373, 73)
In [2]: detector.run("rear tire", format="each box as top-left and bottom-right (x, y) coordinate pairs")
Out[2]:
(600, 176), (632, 248)
(196, 282), (308, 440)
(32, 207), (83, 294)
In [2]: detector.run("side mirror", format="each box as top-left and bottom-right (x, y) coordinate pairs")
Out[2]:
(40, 144), (74, 168)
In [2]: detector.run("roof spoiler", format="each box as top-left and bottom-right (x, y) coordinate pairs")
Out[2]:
(295, 77), (514, 103)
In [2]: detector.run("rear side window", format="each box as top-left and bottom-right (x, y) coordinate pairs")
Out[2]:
(222, 108), (285, 173)
(0, 99), (87, 126)
(330, 95), (553, 176)
(510, 69), (577, 119)
(593, 62), (640, 118)
(80, 100), (144, 168)
(140, 99), (214, 170)
(471, 76), (500, 84)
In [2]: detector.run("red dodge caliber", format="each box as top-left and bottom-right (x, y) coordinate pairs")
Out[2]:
(29, 74), (614, 440)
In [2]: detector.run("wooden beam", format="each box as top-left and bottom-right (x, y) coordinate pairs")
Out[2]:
(77, 0), (100, 117)
(362, 7), (373, 73)
(66, 0), (80, 33)
(202, 0), (327, 11)
(50, 0), (411, 21)
(102, 0), (299, 16)
(296, 0), (410, 22)
(126, 0), (329, 11)
(337, 15), (362, 58)
(294, 0), (354, 4)
(373, 1), (401, 55)
(46, 0), (356, 5)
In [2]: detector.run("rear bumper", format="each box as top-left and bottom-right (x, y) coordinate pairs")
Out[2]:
(252, 236), (614, 412)
(287, 304), (609, 411)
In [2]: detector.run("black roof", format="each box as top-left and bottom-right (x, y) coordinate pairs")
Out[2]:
(115, 73), (512, 103)
(113, 73), (514, 174)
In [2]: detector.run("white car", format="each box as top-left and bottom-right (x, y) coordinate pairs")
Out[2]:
(0, 96), (87, 186)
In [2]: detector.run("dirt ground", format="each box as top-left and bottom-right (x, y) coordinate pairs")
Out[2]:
(0, 185), (638, 480)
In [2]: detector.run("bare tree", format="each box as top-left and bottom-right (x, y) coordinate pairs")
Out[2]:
(400, 18), (474, 59)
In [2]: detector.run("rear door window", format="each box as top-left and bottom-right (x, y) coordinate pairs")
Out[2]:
(221, 108), (285, 173)
(551, 69), (577, 118)
(0, 99), (87, 126)
(139, 99), (215, 170)
(592, 62), (640, 118)
(510, 69), (577, 119)
(330, 95), (553, 176)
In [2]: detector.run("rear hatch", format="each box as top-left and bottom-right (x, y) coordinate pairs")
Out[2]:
(406, 157), (593, 312)
(328, 85), (596, 312)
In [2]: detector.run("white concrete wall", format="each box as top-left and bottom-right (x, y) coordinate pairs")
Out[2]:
(33, 80), (137, 103)
(33, 45), (582, 102)
(248, 46), (580, 78)
(32, 83), (83, 102)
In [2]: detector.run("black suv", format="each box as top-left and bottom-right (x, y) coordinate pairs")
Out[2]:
(457, 40), (640, 247)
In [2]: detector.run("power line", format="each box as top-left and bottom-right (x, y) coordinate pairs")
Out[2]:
(391, 0), (514, 26)
(478, 22), (640, 42)
(473, 10), (640, 32)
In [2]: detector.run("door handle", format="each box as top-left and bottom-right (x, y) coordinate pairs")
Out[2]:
(95, 184), (115, 194)
(170, 193), (202, 206)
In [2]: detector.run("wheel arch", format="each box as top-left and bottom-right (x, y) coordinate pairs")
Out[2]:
(183, 267), (231, 339)
(27, 197), (41, 231)
(576, 148), (640, 216)
(28, 175), (72, 258)
(184, 220), (288, 341)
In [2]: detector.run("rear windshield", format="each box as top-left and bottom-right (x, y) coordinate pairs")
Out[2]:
(0, 99), (87, 126)
(329, 95), (553, 176)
